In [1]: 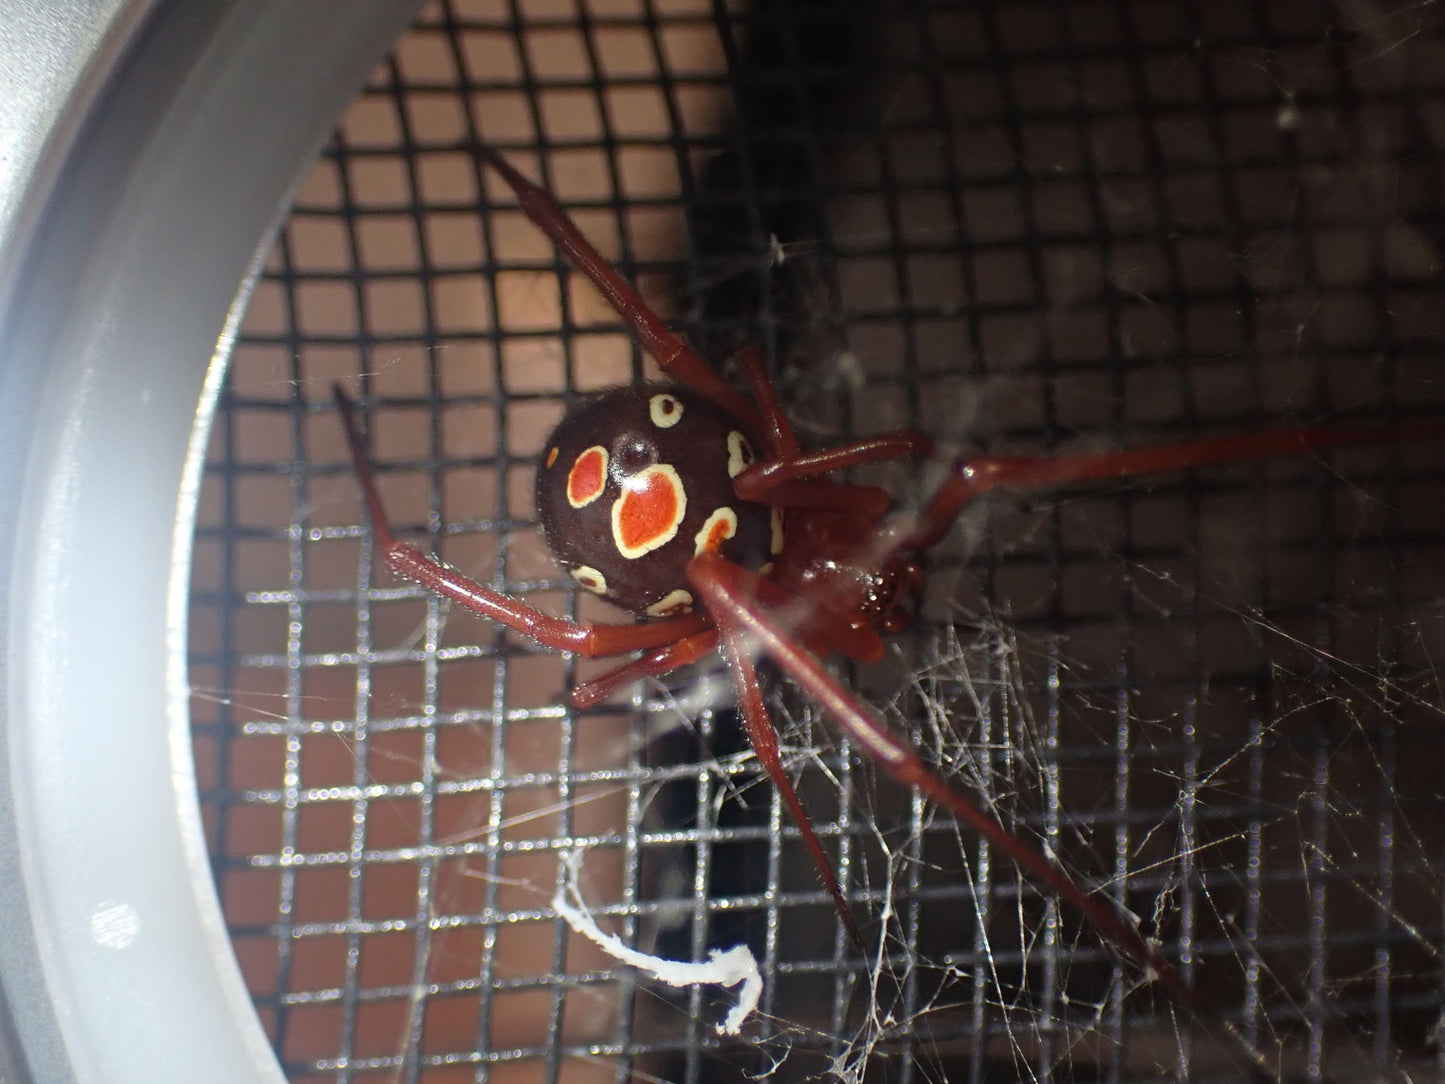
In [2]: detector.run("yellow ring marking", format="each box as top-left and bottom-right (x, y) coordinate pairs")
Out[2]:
(726, 431), (755, 479)
(645, 589), (695, 617)
(569, 565), (608, 595)
(649, 393), (684, 429)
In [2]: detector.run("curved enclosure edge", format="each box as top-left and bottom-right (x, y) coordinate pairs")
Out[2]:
(0, 2), (424, 1080)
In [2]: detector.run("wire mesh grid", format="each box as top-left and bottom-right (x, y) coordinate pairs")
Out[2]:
(187, 0), (1445, 1080)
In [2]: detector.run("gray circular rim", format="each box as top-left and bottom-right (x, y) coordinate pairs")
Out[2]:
(0, 2), (423, 1079)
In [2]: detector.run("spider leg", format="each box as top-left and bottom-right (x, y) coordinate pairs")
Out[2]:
(736, 340), (928, 514)
(573, 564), (889, 709)
(713, 560), (886, 664)
(732, 435), (932, 519)
(334, 387), (708, 656)
(687, 550), (1206, 1014)
(717, 617), (866, 950)
(570, 631), (720, 709)
(577, 592), (868, 948)
(474, 145), (760, 429)
(897, 416), (1445, 554)
(732, 345), (801, 458)
(749, 482), (895, 517)
(735, 432), (934, 501)
(726, 425), (930, 516)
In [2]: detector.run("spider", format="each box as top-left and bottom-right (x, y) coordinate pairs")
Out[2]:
(334, 143), (1445, 1023)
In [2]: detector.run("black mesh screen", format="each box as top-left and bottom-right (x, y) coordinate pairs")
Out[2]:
(189, 0), (1445, 1080)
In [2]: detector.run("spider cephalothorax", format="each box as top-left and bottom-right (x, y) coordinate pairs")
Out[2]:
(535, 384), (778, 617)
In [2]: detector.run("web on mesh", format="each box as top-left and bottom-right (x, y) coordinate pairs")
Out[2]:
(188, 1), (1445, 1080)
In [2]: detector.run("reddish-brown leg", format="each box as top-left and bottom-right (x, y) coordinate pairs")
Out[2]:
(897, 417), (1445, 554)
(570, 631), (721, 709)
(572, 562), (892, 710)
(752, 482), (896, 518)
(700, 560), (887, 665)
(727, 409), (929, 516)
(687, 550), (1205, 1014)
(334, 387), (708, 657)
(734, 432), (934, 502)
(732, 440), (933, 523)
(475, 145), (761, 430)
(566, 571), (868, 948)
(715, 617), (866, 950)
(732, 345), (801, 459)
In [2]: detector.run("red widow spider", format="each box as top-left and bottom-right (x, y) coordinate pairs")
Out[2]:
(334, 143), (1445, 1021)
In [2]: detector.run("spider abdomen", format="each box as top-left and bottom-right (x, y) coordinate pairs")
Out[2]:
(535, 384), (779, 617)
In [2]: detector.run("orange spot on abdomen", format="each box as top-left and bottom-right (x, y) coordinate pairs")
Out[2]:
(566, 446), (608, 508)
(613, 464), (686, 558)
(694, 507), (738, 555)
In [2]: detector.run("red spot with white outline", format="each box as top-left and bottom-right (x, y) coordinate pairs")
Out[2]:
(566, 446), (608, 509)
(612, 464), (686, 558)
(649, 393), (684, 428)
(569, 565), (608, 594)
(694, 507), (738, 555)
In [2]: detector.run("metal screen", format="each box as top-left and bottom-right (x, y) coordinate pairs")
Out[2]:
(188, 0), (1445, 1080)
